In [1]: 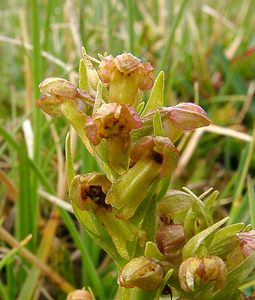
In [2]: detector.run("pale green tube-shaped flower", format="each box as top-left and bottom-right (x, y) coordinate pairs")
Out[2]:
(70, 173), (145, 260)
(105, 136), (179, 219)
(118, 256), (163, 290)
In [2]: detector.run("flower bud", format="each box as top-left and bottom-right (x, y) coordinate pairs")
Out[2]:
(157, 190), (193, 224)
(156, 224), (185, 265)
(227, 230), (255, 268)
(163, 103), (210, 142)
(98, 53), (153, 106)
(166, 102), (210, 130)
(118, 256), (163, 290)
(179, 256), (227, 292)
(238, 230), (255, 257)
(39, 77), (79, 99)
(140, 103), (210, 143)
(106, 136), (178, 219)
(66, 289), (92, 300)
(37, 77), (94, 117)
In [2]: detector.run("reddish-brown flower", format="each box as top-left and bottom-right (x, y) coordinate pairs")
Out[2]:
(85, 102), (142, 145)
(70, 173), (111, 211)
(156, 223), (185, 265)
(227, 230), (255, 268)
(141, 102), (211, 142)
(85, 103), (142, 174)
(98, 53), (153, 106)
(163, 102), (211, 142)
(179, 256), (227, 292)
(37, 77), (94, 117)
(238, 230), (255, 257)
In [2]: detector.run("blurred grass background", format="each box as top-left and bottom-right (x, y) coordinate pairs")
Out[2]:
(0, 0), (254, 299)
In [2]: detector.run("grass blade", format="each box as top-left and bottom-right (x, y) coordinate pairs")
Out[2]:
(126, 0), (135, 53)
(247, 177), (255, 228)
(158, 0), (189, 72)
(228, 126), (255, 224)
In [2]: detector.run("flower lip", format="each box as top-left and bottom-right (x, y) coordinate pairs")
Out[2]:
(36, 94), (62, 117)
(71, 173), (112, 211)
(85, 103), (142, 146)
(115, 53), (142, 73)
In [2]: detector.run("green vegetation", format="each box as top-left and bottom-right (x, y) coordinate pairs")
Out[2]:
(0, 1), (254, 299)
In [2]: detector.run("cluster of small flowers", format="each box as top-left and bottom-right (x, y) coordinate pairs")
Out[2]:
(37, 53), (255, 299)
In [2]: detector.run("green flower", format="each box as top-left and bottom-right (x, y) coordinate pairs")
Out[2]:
(37, 77), (94, 116)
(179, 256), (227, 292)
(70, 173), (145, 260)
(118, 256), (163, 290)
(85, 102), (142, 174)
(98, 53), (153, 106)
(106, 136), (178, 219)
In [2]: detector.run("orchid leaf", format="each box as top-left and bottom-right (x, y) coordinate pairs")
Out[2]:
(204, 190), (219, 209)
(144, 242), (165, 261)
(153, 110), (164, 136)
(183, 217), (229, 259)
(136, 102), (145, 115)
(155, 268), (173, 300)
(142, 71), (164, 116)
(183, 187), (213, 227)
(209, 223), (245, 257)
(65, 132), (75, 187)
(79, 58), (89, 92)
(93, 81), (103, 113)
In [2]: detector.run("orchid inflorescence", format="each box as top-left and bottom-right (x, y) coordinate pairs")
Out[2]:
(37, 52), (255, 300)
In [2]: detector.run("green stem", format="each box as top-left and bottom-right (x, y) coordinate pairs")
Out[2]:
(119, 287), (156, 300)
